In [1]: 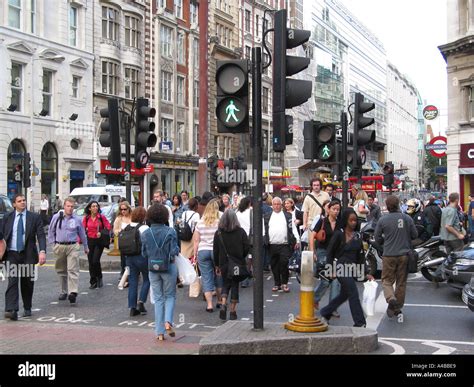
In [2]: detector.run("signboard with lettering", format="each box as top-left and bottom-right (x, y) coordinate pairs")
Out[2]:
(100, 160), (154, 175)
(423, 105), (439, 120)
(460, 143), (474, 167)
(426, 136), (447, 158)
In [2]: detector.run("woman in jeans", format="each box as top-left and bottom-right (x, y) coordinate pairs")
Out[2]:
(213, 210), (250, 321)
(193, 199), (223, 312)
(320, 209), (374, 327)
(82, 201), (111, 289)
(179, 197), (200, 259)
(125, 207), (150, 317)
(141, 204), (179, 341)
(114, 201), (132, 278)
(309, 200), (341, 315)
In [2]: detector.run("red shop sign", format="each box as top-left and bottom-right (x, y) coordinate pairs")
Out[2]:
(100, 159), (154, 175)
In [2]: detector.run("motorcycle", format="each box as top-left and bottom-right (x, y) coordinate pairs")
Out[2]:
(360, 221), (447, 282)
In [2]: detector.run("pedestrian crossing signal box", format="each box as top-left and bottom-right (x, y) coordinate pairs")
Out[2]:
(216, 60), (249, 133)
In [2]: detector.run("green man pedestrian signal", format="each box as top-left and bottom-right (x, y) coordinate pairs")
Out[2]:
(216, 60), (249, 133)
(99, 98), (121, 168)
(273, 8), (312, 152)
(316, 123), (336, 162)
(135, 98), (157, 169)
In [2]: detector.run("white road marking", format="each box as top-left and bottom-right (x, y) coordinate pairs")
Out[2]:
(272, 294), (279, 297)
(380, 337), (474, 346)
(80, 292), (88, 295)
(32, 309), (41, 312)
(365, 289), (386, 331)
(240, 318), (250, 321)
(378, 339), (406, 355)
(50, 302), (58, 305)
(287, 282), (293, 285)
(174, 323), (186, 328)
(203, 326), (218, 329)
(403, 303), (468, 309)
(421, 341), (456, 355)
(266, 300), (274, 302)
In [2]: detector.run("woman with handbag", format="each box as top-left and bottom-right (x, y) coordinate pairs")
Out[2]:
(309, 200), (341, 315)
(142, 204), (180, 341)
(82, 201), (111, 289)
(352, 189), (370, 231)
(178, 197), (200, 259)
(213, 210), (250, 321)
(193, 199), (223, 312)
(114, 201), (132, 279)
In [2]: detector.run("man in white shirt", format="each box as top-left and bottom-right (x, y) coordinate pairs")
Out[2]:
(263, 197), (300, 293)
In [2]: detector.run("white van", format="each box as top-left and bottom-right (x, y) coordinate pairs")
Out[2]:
(69, 185), (135, 207)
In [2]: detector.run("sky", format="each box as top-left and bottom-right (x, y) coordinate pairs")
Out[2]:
(337, 0), (448, 134)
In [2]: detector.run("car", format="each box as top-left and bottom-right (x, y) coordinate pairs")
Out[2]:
(0, 195), (14, 220)
(462, 277), (474, 312)
(442, 242), (474, 290)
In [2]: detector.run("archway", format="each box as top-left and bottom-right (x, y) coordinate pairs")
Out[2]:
(41, 142), (58, 201)
(7, 139), (27, 199)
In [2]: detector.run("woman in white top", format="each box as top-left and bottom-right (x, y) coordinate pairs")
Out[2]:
(114, 201), (133, 277)
(352, 189), (369, 230)
(40, 194), (49, 225)
(193, 198), (223, 312)
(125, 207), (150, 317)
(236, 197), (253, 287)
(179, 197), (201, 259)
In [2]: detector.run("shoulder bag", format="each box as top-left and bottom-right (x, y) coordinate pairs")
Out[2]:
(315, 217), (327, 243)
(218, 232), (250, 282)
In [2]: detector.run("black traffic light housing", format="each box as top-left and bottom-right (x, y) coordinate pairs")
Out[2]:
(303, 120), (317, 160)
(352, 92), (376, 176)
(273, 9), (312, 152)
(215, 60), (249, 133)
(99, 98), (122, 168)
(316, 123), (336, 162)
(135, 98), (157, 168)
(23, 153), (31, 188)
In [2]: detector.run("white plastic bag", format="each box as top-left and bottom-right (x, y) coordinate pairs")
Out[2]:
(175, 254), (197, 285)
(301, 229), (309, 244)
(362, 280), (378, 316)
(118, 266), (129, 290)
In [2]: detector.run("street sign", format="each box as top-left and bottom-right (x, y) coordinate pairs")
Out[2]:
(359, 149), (366, 165)
(423, 105), (439, 120)
(426, 136), (447, 158)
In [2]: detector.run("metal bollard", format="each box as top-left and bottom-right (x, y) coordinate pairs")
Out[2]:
(107, 235), (121, 256)
(284, 251), (328, 332)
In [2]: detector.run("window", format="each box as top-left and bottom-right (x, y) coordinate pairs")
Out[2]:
(245, 9), (251, 32)
(224, 137), (232, 159)
(30, 0), (36, 33)
(263, 53), (269, 75)
(177, 76), (185, 105)
(214, 136), (220, 156)
(177, 32), (185, 64)
(11, 62), (22, 112)
(245, 46), (251, 59)
(69, 6), (78, 46)
(158, 0), (165, 8)
(470, 86), (474, 120)
(72, 76), (80, 98)
(161, 71), (172, 102)
(192, 38), (199, 68)
(42, 70), (53, 116)
(102, 6), (119, 41)
(176, 122), (184, 152)
(102, 60), (119, 95)
(190, 1), (198, 25)
(8, 0), (21, 29)
(175, 0), (183, 19)
(160, 118), (172, 142)
(262, 87), (269, 114)
(125, 15), (140, 48)
(161, 25), (173, 58)
(124, 67), (139, 99)
(193, 80), (199, 108)
(193, 123), (198, 154)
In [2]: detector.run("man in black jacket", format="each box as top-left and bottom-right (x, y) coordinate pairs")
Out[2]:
(263, 197), (300, 293)
(2, 194), (47, 320)
(423, 197), (442, 236)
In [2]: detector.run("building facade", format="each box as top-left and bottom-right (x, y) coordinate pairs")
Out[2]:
(386, 62), (420, 189)
(439, 0), (474, 210)
(0, 0), (94, 209)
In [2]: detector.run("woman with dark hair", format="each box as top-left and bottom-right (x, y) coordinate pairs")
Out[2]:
(171, 194), (184, 225)
(83, 201), (111, 289)
(126, 207), (150, 316)
(179, 197), (200, 259)
(213, 210), (250, 320)
(142, 204), (180, 341)
(319, 209), (374, 327)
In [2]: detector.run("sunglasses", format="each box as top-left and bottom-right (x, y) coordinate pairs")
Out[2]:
(120, 208), (129, 211)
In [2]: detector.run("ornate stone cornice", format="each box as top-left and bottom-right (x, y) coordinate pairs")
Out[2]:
(438, 35), (474, 61)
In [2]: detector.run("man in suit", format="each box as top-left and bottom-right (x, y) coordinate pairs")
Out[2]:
(2, 194), (46, 320)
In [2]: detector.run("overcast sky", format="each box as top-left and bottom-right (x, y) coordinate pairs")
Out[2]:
(337, 0), (448, 134)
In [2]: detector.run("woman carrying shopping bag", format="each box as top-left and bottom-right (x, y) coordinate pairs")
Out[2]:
(141, 204), (180, 341)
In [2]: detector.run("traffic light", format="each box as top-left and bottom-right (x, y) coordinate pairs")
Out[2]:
(215, 60), (249, 133)
(383, 162), (394, 187)
(337, 143), (353, 177)
(23, 153), (31, 188)
(303, 120), (317, 159)
(316, 123), (336, 162)
(99, 98), (121, 168)
(352, 92), (375, 175)
(135, 98), (157, 168)
(273, 8), (312, 152)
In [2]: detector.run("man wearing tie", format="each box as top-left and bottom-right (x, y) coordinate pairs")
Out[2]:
(2, 194), (46, 321)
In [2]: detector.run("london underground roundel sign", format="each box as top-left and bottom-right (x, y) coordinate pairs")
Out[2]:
(425, 136), (447, 158)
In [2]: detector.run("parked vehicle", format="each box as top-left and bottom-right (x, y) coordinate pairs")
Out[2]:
(462, 277), (474, 312)
(69, 185), (135, 207)
(442, 242), (474, 290)
(0, 195), (14, 220)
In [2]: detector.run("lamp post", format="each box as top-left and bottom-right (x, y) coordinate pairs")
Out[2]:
(29, 53), (65, 211)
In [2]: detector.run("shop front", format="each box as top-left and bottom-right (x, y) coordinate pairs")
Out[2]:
(459, 143), (474, 211)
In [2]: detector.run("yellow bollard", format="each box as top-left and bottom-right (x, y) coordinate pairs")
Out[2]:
(284, 251), (328, 333)
(107, 235), (121, 256)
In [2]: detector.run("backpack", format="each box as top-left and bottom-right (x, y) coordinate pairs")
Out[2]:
(175, 212), (196, 241)
(118, 224), (142, 256)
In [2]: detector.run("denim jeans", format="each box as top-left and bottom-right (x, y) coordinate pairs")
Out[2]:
(469, 216), (473, 239)
(197, 250), (223, 292)
(149, 262), (178, 335)
(126, 255), (150, 309)
(314, 248), (341, 303)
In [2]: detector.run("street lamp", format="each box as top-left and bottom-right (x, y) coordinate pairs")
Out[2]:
(29, 53), (65, 210)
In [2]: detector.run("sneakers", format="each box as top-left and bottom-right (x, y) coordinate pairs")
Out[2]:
(319, 315), (330, 325)
(68, 292), (77, 305)
(137, 301), (147, 315)
(58, 293), (68, 301)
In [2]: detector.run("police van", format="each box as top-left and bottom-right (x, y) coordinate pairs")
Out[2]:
(69, 185), (135, 207)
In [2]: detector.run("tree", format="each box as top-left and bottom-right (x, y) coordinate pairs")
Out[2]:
(424, 153), (446, 190)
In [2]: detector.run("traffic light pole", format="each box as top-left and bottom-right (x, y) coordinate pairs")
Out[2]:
(251, 47), (264, 331)
(123, 110), (132, 204)
(341, 112), (349, 211)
